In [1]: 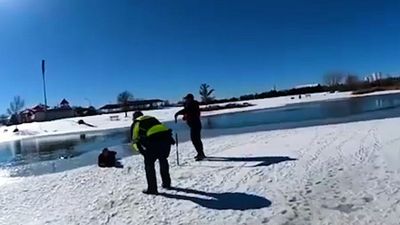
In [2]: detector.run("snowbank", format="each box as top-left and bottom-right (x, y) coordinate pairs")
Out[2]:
(203, 89), (400, 116)
(1, 90), (400, 144)
(1, 117), (400, 224)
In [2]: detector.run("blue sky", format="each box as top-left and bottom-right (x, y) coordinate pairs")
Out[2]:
(0, 0), (399, 112)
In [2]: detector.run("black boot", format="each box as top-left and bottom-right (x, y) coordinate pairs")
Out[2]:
(162, 184), (171, 189)
(195, 155), (206, 161)
(142, 189), (158, 195)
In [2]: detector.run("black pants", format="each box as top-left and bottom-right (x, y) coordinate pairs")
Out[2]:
(190, 124), (205, 157)
(143, 141), (171, 191)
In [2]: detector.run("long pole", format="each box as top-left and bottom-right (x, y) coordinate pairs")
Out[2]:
(42, 59), (48, 111)
(175, 133), (179, 166)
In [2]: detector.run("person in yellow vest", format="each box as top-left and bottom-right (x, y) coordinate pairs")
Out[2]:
(131, 111), (175, 195)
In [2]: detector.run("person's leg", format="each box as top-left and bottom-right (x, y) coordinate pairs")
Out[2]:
(190, 127), (199, 156)
(158, 156), (171, 188)
(144, 155), (158, 192)
(190, 126), (205, 157)
(155, 141), (171, 188)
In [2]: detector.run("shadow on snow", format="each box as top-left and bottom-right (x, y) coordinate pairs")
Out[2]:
(203, 156), (297, 167)
(160, 187), (271, 211)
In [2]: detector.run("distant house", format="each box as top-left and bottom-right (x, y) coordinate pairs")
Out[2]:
(294, 83), (320, 89)
(127, 99), (165, 110)
(74, 106), (98, 117)
(98, 104), (122, 114)
(20, 104), (47, 123)
(99, 99), (166, 114)
(20, 109), (35, 123)
(364, 72), (383, 83)
(20, 99), (75, 123)
(60, 98), (71, 109)
(32, 104), (48, 112)
(36, 109), (74, 121)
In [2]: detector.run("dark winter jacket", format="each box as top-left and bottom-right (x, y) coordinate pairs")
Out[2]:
(175, 100), (201, 128)
(98, 150), (117, 167)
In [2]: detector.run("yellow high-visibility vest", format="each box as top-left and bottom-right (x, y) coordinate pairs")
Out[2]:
(132, 115), (169, 151)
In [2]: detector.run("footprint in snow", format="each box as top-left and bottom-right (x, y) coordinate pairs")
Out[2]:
(362, 196), (374, 203)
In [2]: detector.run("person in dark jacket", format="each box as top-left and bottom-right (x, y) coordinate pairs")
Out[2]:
(98, 148), (117, 167)
(131, 111), (175, 195)
(174, 93), (206, 161)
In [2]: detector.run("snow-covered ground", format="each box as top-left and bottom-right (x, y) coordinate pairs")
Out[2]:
(1, 117), (400, 225)
(1, 90), (400, 144)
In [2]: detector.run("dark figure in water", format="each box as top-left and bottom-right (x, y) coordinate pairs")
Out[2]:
(98, 148), (117, 167)
(174, 93), (206, 161)
(131, 111), (176, 195)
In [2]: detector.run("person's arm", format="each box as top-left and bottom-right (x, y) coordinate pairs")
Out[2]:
(130, 123), (134, 142)
(174, 108), (186, 123)
(167, 129), (176, 145)
(132, 121), (145, 155)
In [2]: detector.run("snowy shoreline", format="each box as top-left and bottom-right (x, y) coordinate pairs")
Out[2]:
(1, 90), (400, 224)
(1, 90), (400, 144)
(1, 117), (400, 224)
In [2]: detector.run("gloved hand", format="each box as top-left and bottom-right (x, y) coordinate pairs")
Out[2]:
(170, 137), (176, 145)
(167, 129), (176, 145)
(137, 144), (146, 156)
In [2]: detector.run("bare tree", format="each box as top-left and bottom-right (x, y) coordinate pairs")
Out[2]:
(324, 72), (344, 87)
(345, 74), (360, 88)
(199, 83), (215, 104)
(7, 96), (25, 116)
(7, 96), (25, 125)
(117, 91), (133, 117)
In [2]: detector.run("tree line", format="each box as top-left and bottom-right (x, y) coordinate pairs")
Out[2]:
(2, 74), (399, 125)
(201, 73), (400, 104)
